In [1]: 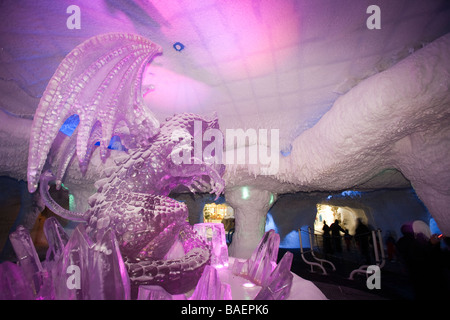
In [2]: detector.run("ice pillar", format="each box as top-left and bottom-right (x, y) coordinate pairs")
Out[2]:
(225, 186), (275, 259)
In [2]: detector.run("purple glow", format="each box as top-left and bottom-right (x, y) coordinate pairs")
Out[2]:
(5, 30), (293, 300)
(189, 265), (232, 300)
(193, 222), (229, 268)
(232, 229), (280, 286)
(243, 282), (256, 288)
(21, 32), (226, 298)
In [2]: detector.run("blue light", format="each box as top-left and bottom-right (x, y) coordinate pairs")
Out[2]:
(340, 190), (362, 197)
(280, 230), (300, 248)
(265, 212), (278, 233)
(173, 42), (185, 52)
(59, 115), (126, 151)
(280, 144), (292, 157)
(94, 135), (127, 151)
(429, 217), (442, 235)
(59, 114), (79, 136)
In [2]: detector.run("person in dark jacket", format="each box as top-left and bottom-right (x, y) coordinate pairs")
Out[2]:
(330, 219), (345, 253)
(354, 218), (371, 264)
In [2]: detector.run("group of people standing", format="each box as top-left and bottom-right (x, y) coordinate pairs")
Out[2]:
(321, 218), (371, 263)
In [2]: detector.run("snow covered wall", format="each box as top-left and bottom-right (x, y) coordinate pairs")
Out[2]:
(225, 33), (450, 241)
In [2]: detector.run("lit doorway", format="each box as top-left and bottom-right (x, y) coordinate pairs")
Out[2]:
(314, 204), (368, 236)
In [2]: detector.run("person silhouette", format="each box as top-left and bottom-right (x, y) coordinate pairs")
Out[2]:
(330, 219), (345, 253)
(322, 221), (332, 254)
(354, 218), (371, 264)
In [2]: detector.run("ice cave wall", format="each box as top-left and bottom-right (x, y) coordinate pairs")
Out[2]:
(266, 188), (431, 249)
(224, 33), (450, 256)
(0, 3), (449, 261)
(0, 33), (449, 259)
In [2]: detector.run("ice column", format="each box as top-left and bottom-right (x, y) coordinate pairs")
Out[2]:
(225, 186), (275, 259)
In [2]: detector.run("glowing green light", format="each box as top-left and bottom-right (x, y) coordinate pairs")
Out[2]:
(69, 193), (76, 211)
(241, 186), (250, 200)
(269, 193), (274, 205)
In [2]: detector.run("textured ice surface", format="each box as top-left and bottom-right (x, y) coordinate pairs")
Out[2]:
(0, 261), (35, 300)
(9, 225), (44, 295)
(0, 2), (449, 240)
(0, 2), (448, 300)
(224, 33), (450, 237)
(232, 229), (280, 285)
(0, 220), (320, 300)
(137, 285), (186, 300)
(189, 265), (232, 300)
(26, 33), (162, 193)
(193, 223), (229, 268)
(254, 251), (293, 300)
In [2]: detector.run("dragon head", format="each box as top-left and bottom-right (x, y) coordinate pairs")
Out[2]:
(157, 113), (226, 199)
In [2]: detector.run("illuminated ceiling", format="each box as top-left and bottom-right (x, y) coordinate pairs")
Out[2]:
(1, 0), (449, 153)
(1, 1), (450, 234)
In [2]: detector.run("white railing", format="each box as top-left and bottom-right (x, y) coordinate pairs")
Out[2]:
(298, 227), (336, 275)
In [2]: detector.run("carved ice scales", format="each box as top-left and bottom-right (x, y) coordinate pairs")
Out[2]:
(1, 223), (293, 300)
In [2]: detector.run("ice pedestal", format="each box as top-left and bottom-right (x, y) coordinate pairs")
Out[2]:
(1, 219), (298, 300)
(193, 223), (229, 268)
(225, 186), (275, 259)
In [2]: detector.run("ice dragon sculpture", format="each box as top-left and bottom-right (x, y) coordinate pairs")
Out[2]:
(26, 33), (225, 295)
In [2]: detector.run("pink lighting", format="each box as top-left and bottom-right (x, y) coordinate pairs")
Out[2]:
(142, 64), (211, 113)
(193, 223), (229, 268)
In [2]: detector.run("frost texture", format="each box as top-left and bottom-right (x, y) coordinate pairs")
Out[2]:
(27, 33), (162, 193)
(189, 265), (232, 300)
(22, 32), (227, 297)
(5, 221), (131, 300)
(8, 225), (45, 296)
(232, 229), (280, 285)
(254, 251), (294, 300)
(193, 223), (229, 268)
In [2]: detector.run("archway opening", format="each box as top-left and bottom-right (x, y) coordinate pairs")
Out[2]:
(314, 204), (368, 237)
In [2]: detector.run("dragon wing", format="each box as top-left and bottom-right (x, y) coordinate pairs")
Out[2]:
(27, 33), (162, 193)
